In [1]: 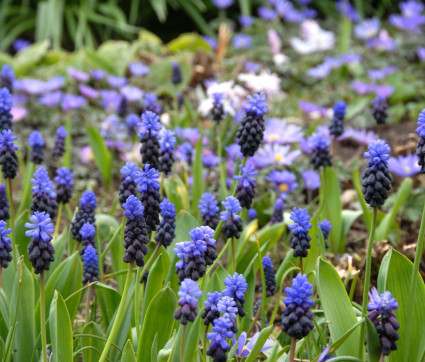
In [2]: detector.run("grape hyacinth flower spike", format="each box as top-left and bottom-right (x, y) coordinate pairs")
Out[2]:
(271, 198), (284, 225)
(372, 97), (388, 127)
(82, 244), (99, 284)
(289, 207), (312, 260)
(282, 274), (314, 360)
(234, 164), (257, 209)
(367, 287), (400, 357)
(199, 192), (219, 230)
(171, 61), (182, 85)
(25, 211), (55, 273)
(54, 167), (74, 204)
(211, 93), (225, 124)
(207, 315), (235, 362)
(220, 196), (243, 239)
(362, 139), (392, 207)
(30, 166), (58, 219)
(159, 129), (176, 176)
(79, 222), (96, 256)
(138, 110), (162, 169)
(199, 225), (217, 265)
(237, 92), (268, 157)
(122, 195), (149, 267)
(0, 184), (9, 220)
(173, 278), (203, 324)
(329, 101), (346, 138)
(0, 67), (14, 93)
(415, 109), (425, 173)
(71, 190), (96, 242)
(223, 272), (248, 317)
(261, 256), (276, 297)
(154, 198), (176, 248)
(0, 129), (18, 179)
(319, 219), (332, 249)
(308, 132), (332, 169)
(0, 87), (13, 131)
(135, 163), (161, 234)
(0, 220), (12, 268)
(217, 296), (238, 332)
(202, 291), (222, 326)
(119, 162), (140, 207)
(28, 131), (44, 165)
(52, 126), (67, 159)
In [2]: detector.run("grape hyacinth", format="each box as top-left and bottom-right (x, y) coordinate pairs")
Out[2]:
(234, 164), (257, 209)
(372, 97), (388, 125)
(82, 244), (99, 284)
(308, 132), (332, 169)
(217, 296), (238, 332)
(135, 164), (161, 233)
(79, 222), (96, 256)
(54, 167), (73, 204)
(119, 162), (140, 207)
(71, 191), (97, 242)
(30, 166), (57, 218)
(207, 315), (235, 362)
(0, 184), (9, 220)
(362, 139), (392, 207)
(25, 211), (55, 274)
(174, 227), (207, 282)
(415, 109), (425, 173)
(0, 129), (18, 179)
(261, 256), (276, 297)
(289, 208), (312, 258)
(236, 92), (268, 157)
(248, 208), (257, 221)
(125, 114), (139, 136)
(159, 130), (176, 175)
(319, 219), (332, 249)
(0, 66), (14, 93)
(270, 198), (284, 225)
(220, 196), (243, 239)
(202, 291), (222, 326)
(281, 274), (314, 339)
(138, 111), (162, 169)
(122, 195), (149, 267)
(28, 131), (44, 165)
(173, 278), (202, 324)
(199, 192), (219, 230)
(211, 93), (225, 124)
(199, 225), (217, 265)
(171, 61), (182, 85)
(0, 87), (13, 131)
(0, 220), (12, 268)
(329, 101), (346, 138)
(223, 272), (248, 317)
(367, 287), (400, 356)
(52, 126), (67, 158)
(154, 198), (176, 248)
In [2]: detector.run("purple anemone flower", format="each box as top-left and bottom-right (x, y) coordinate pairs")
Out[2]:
(388, 154), (421, 177)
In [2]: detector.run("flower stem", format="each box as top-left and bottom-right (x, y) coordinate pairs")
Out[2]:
(53, 203), (63, 241)
(379, 354), (384, 362)
(99, 262), (134, 362)
(359, 207), (378, 356)
(231, 237), (235, 273)
(247, 305), (261, 335)
(289, 337), (296, 362)
(404, 200), (425, 358)
(180, 324), (186, 362)
(255, 232), (267, 328)
(300, 257), (303, 274)
(203, 326), (208, 362)
(40, 271), (48, 362)
(7, 178), (16, 258)
(85, 286), (92, 324)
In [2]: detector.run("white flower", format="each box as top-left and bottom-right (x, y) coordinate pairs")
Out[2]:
(237, 70), (281, 98)
(273, 53), (290, 67)
(290, 20), (335, 54)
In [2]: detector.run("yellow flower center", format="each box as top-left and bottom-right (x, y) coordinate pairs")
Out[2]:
(279, 183), (289, 192)
(405, 166), (410, 173)
(242, 346), (248, 352)
(275, 154), (283, 162)
(269, 135), (279, 141)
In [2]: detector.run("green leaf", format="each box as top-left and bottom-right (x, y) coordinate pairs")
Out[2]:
(50, 230), (69, 273)
(375, 177), (412, 242)
(167, 33), (211, 53)
(316, 259), (362, 358)
(366, 317), (381, 362)
(240, 266), (255, 332)
(182, 313), (201, 361)
(13, 209), (31, 268)
(63, 117), (72, 168)
(80, 322), (105, 362)
(352, 168), (371, 231)
(12, 262), (35, 362)
(85, 126), (113, 189)
(14, 40), (50, 76)
(164, 175), (189, 214)
(122, 339), (136, 362)
(321, 167), (343, 253)
(245, 326), (273, 362)
(137, 287), (177, 360)
(49, 291), (73, 362)
(304, 214), (319, 277)
(377, 249), (425, 362)
(94, 282), (121, 328)
(191, 137), (204, 221)
(235, 220), (258, 259)
(341, 210), (363, 240)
